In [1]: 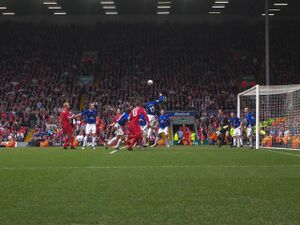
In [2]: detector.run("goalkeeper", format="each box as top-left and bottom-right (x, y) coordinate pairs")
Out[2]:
(216, 110), (230, 147)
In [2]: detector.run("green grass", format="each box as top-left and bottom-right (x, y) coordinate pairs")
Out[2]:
(0, 146), (300, 225)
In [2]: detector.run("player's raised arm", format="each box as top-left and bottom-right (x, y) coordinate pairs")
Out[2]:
(69, 114), (76, 120)
(75, 109), (87, 118)
(154, 93), (165, 104)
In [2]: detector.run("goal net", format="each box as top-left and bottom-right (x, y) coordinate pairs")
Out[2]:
(237, 84), (300, 150)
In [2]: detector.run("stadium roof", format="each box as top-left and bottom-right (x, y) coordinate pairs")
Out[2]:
(0, 0), (297, 17)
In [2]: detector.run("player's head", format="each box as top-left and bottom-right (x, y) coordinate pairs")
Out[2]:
(244, 107), (249, 113)
(218, 109), (223, 116)
(135, 98), (143, 107)
(160, 109), (165, 115)
(117, 108), (121, 114)
(125, 107), (131, 114)
(89, 103), (95, 110)
(230, 112), (235, 118)
(63, 102), (70, 109)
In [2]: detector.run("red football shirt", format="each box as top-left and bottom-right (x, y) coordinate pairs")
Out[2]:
(60, 110), (71, 128)
(114, 113), (122, 123)
(130, 106), (149, 125)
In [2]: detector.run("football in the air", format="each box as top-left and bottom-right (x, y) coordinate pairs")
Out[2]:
(147, 80), (153, 86)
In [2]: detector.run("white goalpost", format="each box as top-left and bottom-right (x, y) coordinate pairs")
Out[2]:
(237, 84), (300, 150)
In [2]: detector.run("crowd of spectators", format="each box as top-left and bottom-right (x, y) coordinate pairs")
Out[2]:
(0, 112), (28, 144)
(0, 21), (299, 144)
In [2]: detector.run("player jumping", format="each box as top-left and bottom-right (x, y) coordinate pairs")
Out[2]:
(145, 93), (165, 141)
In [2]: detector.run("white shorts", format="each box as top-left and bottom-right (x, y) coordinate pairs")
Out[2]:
(76, 135), (84, 142)
(158, 127), (168, 136)
(85, 123), (96, 135)
(140, 125), (148, 136)
(114, 123), (124, 136)
(246, 127), (253, 137)
(147, 114), (157, 127)
(233, 127), (241, 137)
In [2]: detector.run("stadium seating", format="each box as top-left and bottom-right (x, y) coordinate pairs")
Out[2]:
(0, 21), (299, 144)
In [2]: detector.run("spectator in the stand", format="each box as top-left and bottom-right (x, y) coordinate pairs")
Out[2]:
(0, 21), (299, 144)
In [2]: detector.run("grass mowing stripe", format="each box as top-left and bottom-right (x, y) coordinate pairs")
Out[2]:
(0, 147), (300, 225)
(1, 164), (300, 170)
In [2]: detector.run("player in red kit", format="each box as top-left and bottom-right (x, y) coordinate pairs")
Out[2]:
(105, 109), (123, 148)
(60, 102), (76, 149)
(114, 108), (122, 123)
(127, 99), (150, 150)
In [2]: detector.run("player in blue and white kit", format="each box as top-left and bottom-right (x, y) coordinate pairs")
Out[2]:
(106, 109), (130, 151)
(230, 112), (242, 147)
(244, 107), (255, 148)
(152, 109), (170, 148)
(77, 103), (98, 149)
(115, 110), (130, 149)
(139, 114), (148, 147)
(145, 93), (165, 139)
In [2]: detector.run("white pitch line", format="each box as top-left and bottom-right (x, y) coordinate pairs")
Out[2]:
(0, 165), (300, 170)
(109, 150), (119, 154)
(266, 149), (300, 158)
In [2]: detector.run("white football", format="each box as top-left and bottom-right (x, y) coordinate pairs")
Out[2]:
(147, 80), (153, 86)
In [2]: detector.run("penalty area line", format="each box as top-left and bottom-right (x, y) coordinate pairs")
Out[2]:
(266, 149), (300, 158)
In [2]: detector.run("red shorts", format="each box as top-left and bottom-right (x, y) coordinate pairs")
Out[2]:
(127, 122), (142, 136)
(62, 125), (73, 135)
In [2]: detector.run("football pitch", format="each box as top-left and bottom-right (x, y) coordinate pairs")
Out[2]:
(0, 146), (300, 225)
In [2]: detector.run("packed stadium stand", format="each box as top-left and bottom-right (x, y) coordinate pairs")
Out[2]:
(0, 21), (299, 144)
